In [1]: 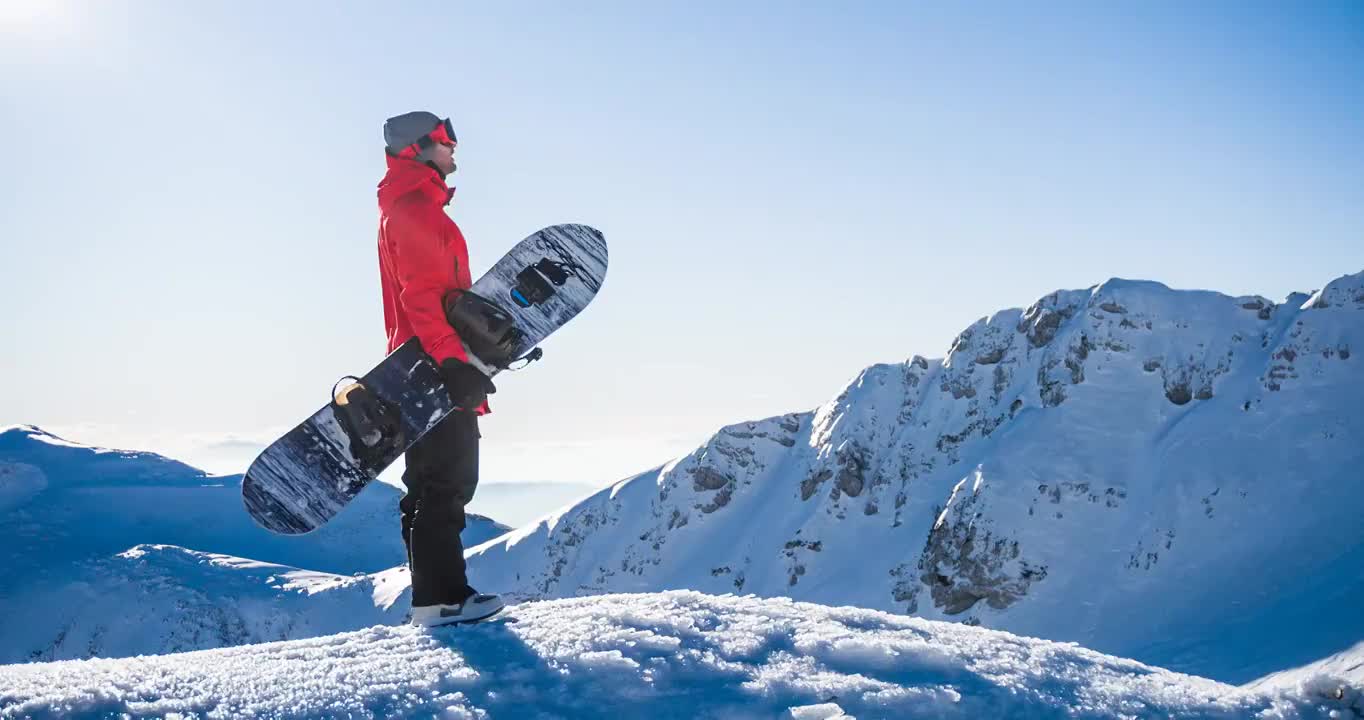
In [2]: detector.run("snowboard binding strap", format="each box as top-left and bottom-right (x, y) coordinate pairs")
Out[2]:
(510, 257), (576, 308)
(443, 290), (527, 369)
(504, 346), (544, 371)
(535, 233), (595, 292)
(331, 376), (404, 471)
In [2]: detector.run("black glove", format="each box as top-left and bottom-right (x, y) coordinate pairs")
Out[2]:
(439, 359), (496, 410)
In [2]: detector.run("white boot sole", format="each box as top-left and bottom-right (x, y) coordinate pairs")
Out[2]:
(410, 602), (506, 628)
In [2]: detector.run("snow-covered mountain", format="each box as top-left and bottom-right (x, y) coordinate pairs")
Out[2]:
(0, 425), (510, 663)
(1249, 640), (1364, 695)
(8, 544), (411, 663)
(467, 271), (1364, 684)
(2, 590), (1359, 719)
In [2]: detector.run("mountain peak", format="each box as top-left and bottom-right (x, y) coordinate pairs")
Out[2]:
(0, 424), (70, 445)
(1090, 276), (1175, 297)
(1303, 269), (1364, 310)
(0, 423), (210, 487)
(466, 268), (1364, 684)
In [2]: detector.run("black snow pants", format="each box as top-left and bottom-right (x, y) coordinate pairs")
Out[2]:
(400, 409), (480, 607)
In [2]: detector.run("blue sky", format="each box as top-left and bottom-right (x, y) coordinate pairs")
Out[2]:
(1, 1), (1361, 492)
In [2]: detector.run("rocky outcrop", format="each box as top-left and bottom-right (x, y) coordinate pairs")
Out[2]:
(907, 471), (1047, 616)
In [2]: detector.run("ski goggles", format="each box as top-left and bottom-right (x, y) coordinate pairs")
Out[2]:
(396, 118), (457, 159)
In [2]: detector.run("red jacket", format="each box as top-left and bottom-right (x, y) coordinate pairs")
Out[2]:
(376, 155), (488, 414)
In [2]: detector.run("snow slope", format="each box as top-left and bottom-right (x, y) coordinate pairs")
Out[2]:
(6, 544), (411, 663)
(466, 271), (1364, 684)
(1249, 641), (1364, 695)
(0, 425), (510, 663)
(2, 591), (1358, 719)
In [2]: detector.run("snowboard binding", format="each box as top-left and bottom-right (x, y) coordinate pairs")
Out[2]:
(331, 377), (404, 472)
(510, 257), (574, 308)
(536, 233), (597, 293)
(443, 290), (528, 368)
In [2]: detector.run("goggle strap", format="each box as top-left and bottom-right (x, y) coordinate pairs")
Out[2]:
(396, 119), (456, 160)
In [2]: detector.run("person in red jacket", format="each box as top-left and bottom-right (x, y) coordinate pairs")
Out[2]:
(377, 111), (503, 626)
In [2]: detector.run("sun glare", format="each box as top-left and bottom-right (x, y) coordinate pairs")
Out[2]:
(0, 0), (66, 32)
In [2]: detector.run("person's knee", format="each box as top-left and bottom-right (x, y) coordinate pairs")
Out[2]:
(453, 475), (478, 506)
(424, 458), (478, 507)
(415, 485), (466, 520)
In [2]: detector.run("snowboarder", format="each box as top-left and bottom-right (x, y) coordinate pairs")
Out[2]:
(377, 111), (504, 626)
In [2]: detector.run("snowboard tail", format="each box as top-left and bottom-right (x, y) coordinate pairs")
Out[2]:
(242, 339), (451, 534)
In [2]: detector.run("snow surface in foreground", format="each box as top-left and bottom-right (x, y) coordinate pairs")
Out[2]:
(1, 592), (1358, 720)
(1247, 640), (1364, 694)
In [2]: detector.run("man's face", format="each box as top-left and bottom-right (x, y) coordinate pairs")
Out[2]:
(430, 141), (457, 175)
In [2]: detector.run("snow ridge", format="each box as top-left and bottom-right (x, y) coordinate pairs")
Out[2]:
(467, 272), (1364, 683)
(2, 591), (1357, 719)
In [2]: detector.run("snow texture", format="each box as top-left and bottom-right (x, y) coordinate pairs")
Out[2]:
(2, 591), (1358, 719)
(1248, 641), (1364, 694)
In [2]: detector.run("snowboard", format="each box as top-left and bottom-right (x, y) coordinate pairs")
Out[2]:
(242, 223), (607, 535)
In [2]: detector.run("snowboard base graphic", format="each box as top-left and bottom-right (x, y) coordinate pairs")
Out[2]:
(242, 224), (607, 534)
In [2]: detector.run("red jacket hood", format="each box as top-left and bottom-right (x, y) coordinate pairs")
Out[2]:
(377, 154), (455, 212)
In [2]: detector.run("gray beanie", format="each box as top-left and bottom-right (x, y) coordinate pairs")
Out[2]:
(383, 111), (442, 156)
